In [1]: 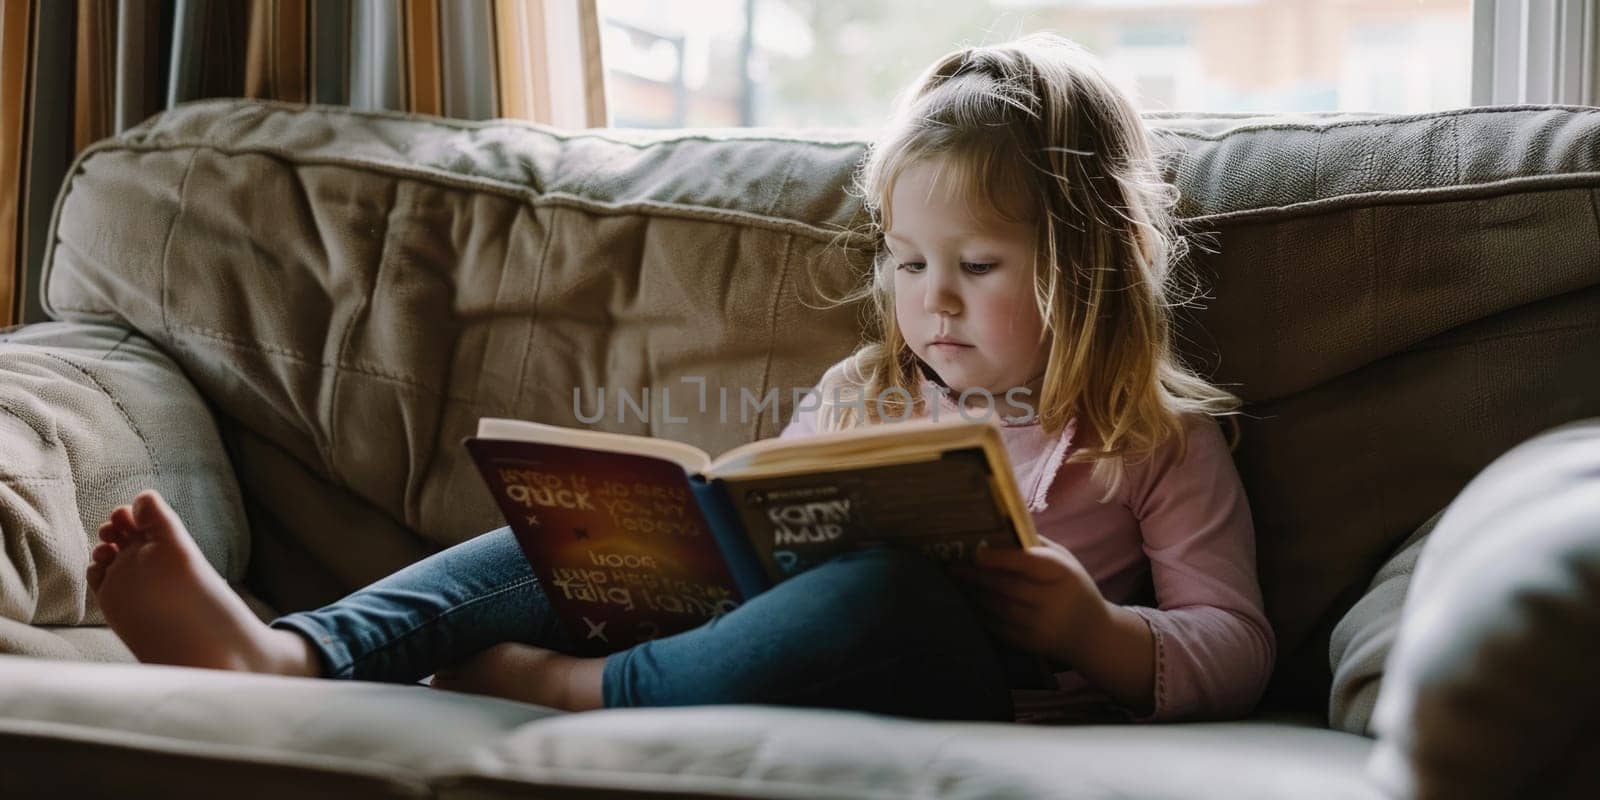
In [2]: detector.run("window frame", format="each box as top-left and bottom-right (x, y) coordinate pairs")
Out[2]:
(1471, 0), (1599, 105)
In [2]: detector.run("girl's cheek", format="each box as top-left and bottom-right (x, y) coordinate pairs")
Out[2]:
(978, 294), (1021, 334)
(894, 279), (922, 314)
(893, 292), (921, 331)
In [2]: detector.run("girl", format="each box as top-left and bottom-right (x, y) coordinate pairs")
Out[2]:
(87, 32), (1273, 724)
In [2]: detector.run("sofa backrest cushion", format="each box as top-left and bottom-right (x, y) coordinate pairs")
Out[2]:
(42, 99), (1600, 708)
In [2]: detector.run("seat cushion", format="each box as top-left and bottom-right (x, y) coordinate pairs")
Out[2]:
(0, 655), (1375, 799)
(458, 707), (1377, 799)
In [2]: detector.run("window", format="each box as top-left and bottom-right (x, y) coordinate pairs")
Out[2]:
(598, 0), (1475, 129)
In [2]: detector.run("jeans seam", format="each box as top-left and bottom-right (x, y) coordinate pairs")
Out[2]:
(343, 573), (544, 673)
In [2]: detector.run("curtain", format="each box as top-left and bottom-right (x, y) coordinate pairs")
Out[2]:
(348, 0), (402, 109)
(115, 0), (172, 132)
(440, 0), (497, 119)
(402, 0), (440, 115)
(75, 0), (116, 154)
(7, 0), (73, 327)
(0, 0), (610, 328)
(1, 0), (32, 327)
(245, 0), (309, 103)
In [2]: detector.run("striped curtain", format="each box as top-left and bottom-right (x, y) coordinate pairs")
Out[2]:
(1, 0), (33, 328)
(1, 0), (609, 328)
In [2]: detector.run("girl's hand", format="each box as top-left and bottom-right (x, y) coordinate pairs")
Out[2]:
(950, 539), (1111, 666)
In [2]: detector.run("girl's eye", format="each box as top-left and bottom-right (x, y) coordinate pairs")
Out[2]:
(896, 262), (994, 274)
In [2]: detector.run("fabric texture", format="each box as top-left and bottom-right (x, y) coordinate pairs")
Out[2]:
(1368, 418), (1600, 800)
(781, 356), (1273, 722)
(0, 321), (249, 657)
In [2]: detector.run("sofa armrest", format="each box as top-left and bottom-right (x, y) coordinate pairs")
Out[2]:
(1327, 510), (1439, 735)
(1367, 419), (1600, 800)
(0, 322), (249, 654)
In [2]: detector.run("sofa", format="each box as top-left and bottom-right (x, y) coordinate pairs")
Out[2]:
(1, 98), (1597, 798)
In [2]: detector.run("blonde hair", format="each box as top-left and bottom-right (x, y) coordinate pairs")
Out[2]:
(816, 32), (1241, 498)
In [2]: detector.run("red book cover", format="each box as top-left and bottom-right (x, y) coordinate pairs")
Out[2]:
(465, 438), (745, 656)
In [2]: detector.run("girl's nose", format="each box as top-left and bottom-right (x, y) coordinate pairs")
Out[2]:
(923, 264), (962, 316)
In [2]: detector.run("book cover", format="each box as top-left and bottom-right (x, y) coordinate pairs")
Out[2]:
(717, 447), (1021, 584)
(466, 438), (744, 656)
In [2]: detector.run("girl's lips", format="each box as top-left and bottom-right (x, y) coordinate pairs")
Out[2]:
(929, 342), (973, 352)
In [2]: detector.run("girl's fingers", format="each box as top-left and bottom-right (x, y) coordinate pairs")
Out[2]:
(972, 582), (1036, 604)
(977, 548), (1071, 582)
(962, 570), (1044, 606)
(975, 592), (1035, 625)
(998, 550), (1075, 582)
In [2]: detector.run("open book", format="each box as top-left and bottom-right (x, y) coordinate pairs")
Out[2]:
(464, 416), (1042, 658)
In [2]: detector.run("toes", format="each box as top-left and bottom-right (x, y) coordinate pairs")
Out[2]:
(133, 490), (162, 520)
(87, 561), (106, 593)
(105, 513), (138, 547)
(91, 542), (119, 565)
(132, 491), (179, 541)
(99, 520), (133, 548)
(111, 505), (136, 534)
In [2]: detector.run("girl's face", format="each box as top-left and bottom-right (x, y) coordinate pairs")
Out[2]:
(887, 158), (1050, 409)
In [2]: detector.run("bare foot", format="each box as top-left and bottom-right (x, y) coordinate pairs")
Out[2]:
(430, 642), (605, 711)
(88, 489), (320, 677)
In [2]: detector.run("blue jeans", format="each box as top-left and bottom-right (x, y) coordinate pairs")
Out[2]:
(269, 527), (1015, 721)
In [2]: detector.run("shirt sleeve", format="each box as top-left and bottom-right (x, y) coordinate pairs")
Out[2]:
(1121, 415), (1276, 721)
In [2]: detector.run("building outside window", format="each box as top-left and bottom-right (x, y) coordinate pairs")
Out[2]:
(599, 0), (1475, 130)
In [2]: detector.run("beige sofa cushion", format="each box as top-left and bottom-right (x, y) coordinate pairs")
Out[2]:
(0, 655), (1375, 799)
(40, 100), (1600, 708)
(0, 322), (248, 657)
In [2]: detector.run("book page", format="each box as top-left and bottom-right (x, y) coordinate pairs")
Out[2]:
(706, 418), (992, 479)
(477, 418), (712, 475)
(717, 446), (1030, 584)
(465, 438), (742, 656)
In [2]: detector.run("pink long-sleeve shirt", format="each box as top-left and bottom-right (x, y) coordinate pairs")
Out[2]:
(777, 359), (1276, 723)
